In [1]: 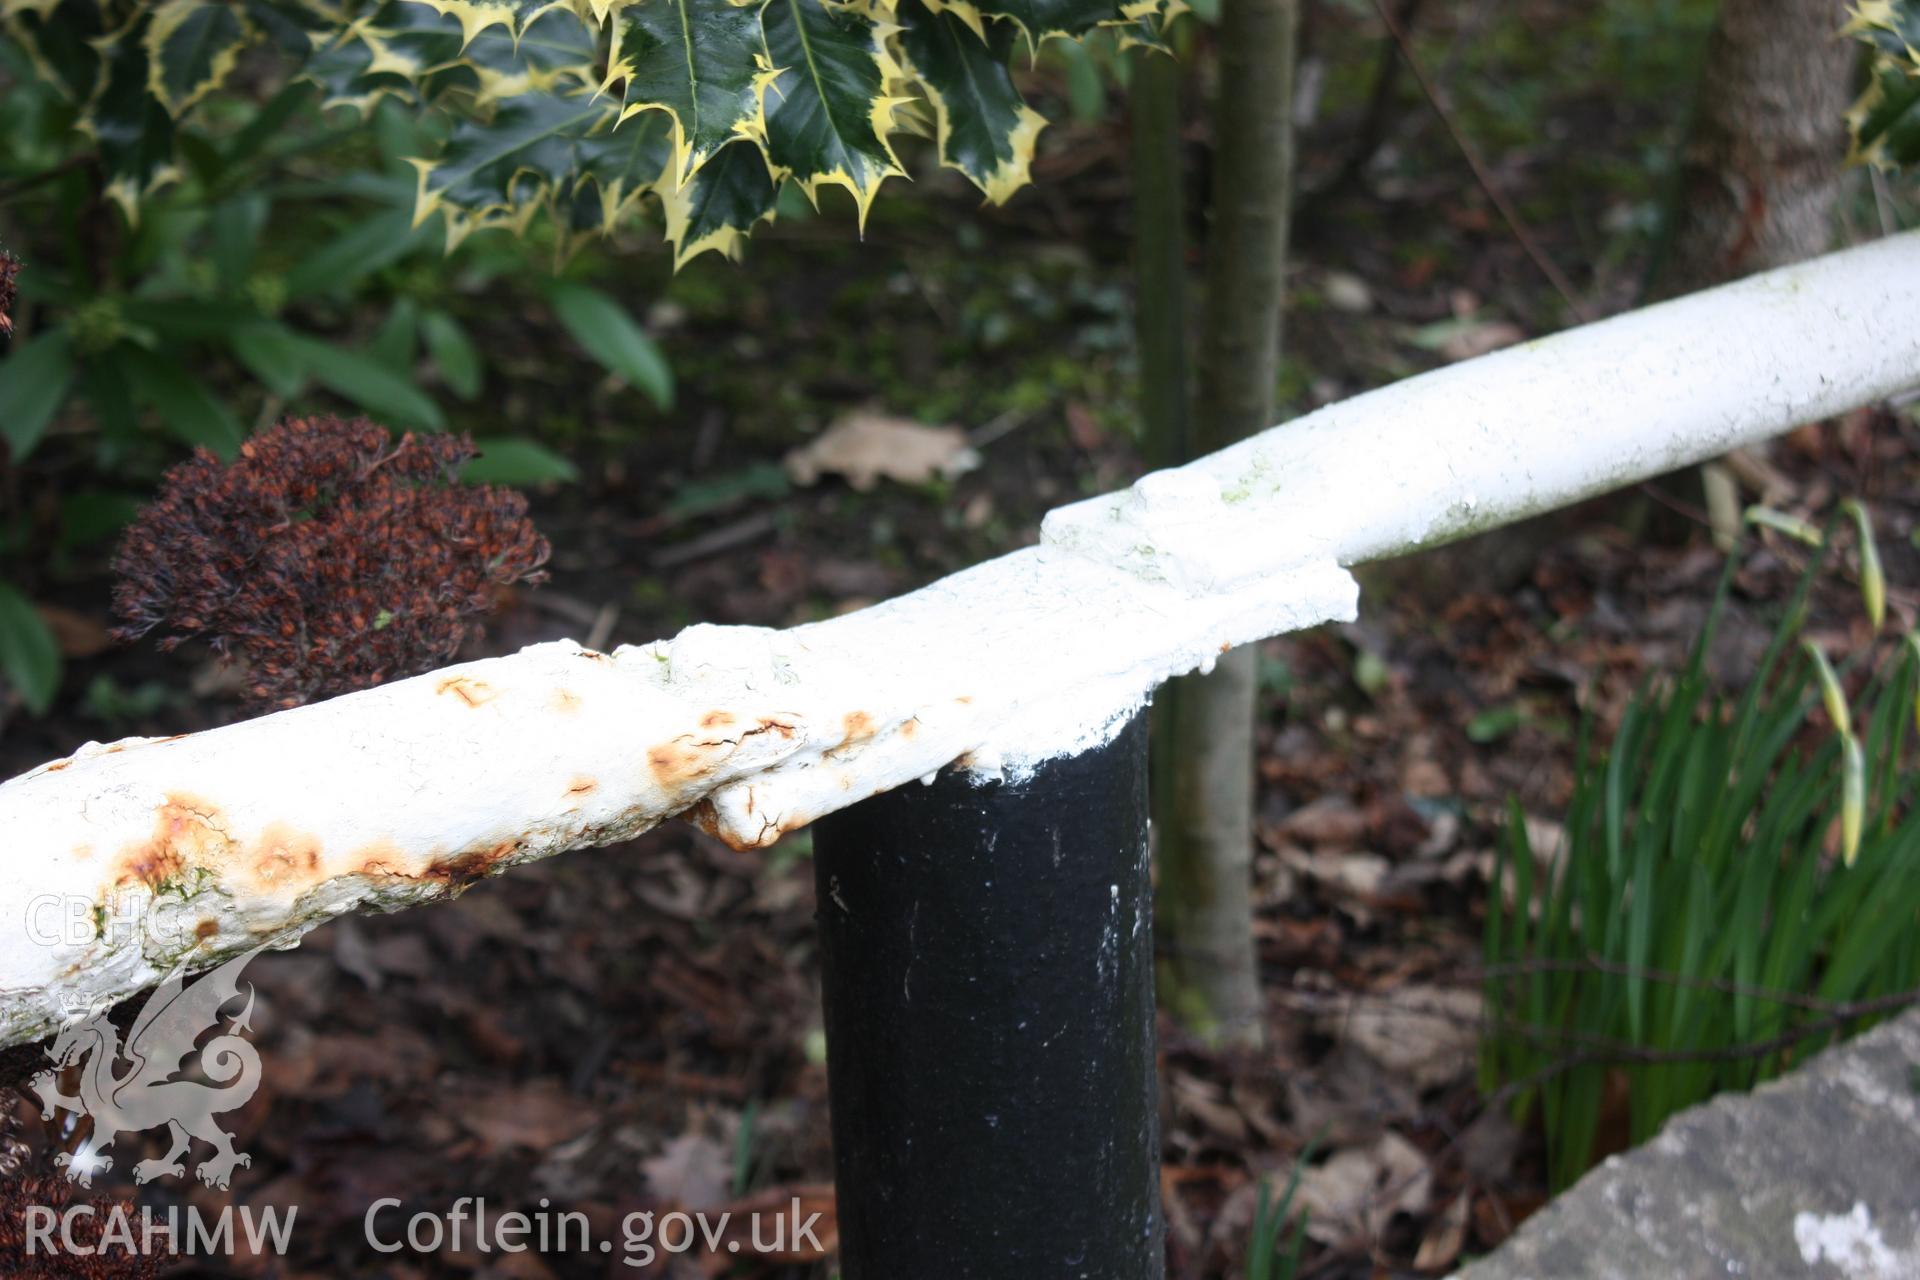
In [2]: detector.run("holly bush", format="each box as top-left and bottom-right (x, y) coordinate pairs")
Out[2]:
(3, 0), (1178, 268)
(1849, 0), (1920, 171)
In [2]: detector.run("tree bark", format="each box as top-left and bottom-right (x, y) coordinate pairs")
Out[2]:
(1130, 47), (1189, 473)
(1653, 0), (1857, 545)
(1658, 0), (1856, 293)
(1151, 0), (1299, 1048)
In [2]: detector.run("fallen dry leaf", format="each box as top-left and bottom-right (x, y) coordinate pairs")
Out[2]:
(1298, 1131), (1431, 1245)
(1413, 1192), (1470, 1270)
(784, 410), (980, 490)
(641, 1130), (735, 1213)
(455, 1079), (597, 1154)
(1280, 795), (1368, 848)
(1330, 984), (1482, 1093)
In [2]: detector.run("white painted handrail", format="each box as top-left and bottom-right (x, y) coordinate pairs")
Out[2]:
(2, 230), (1917, 1049)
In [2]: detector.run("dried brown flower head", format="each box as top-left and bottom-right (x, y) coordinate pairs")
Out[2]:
(113, 416), (550, 709)
(0, 1174), (162, 1279)
(0, 249), (18, 338)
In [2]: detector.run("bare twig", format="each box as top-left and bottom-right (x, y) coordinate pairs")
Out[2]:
(1366, 0), (1591, 322)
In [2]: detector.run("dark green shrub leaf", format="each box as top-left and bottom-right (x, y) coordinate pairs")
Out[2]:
(546, 280), (674, 409)
(371, 296), (421, 373)
(84, 350), (142, 453)
(460, 436), (580, 485)
(230, 321), (311, 398)
(0, 327), (77, 459)
(283, 208), (428, 298)
(287, 336), (446, 429)
(123, 346), (244, 456)
(421, 308), (482, 400)
(60, 490), (146, 549)
(121, 298), (257, 339)
(0, 582), (61, 716)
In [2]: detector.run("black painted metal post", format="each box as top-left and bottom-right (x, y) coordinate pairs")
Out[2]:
(813, 710), (1162, 1279)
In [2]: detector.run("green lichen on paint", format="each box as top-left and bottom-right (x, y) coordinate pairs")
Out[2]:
(1220, 454), (1274, 505)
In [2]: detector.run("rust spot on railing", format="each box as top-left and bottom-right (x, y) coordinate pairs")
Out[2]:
(436, 675), (498, 708)
(421, 839), (518, 891)
(44, 760), (70, 772)
(550, 688), (582, 713)
(249, 823), (322, 889)
(566, 777), (598, 798)
(352, 839), (406, 878)
(194, 919), (218, 941)
(649, 740), (716, 787)
(650, 715), (797, 788)
(116, 793), (228, 888)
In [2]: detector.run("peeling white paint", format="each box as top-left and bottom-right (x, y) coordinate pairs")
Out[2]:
(2, 231), (1919, 1050)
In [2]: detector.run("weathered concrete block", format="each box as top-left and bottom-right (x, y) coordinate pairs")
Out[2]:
(1460, 1008), (1920, 1280)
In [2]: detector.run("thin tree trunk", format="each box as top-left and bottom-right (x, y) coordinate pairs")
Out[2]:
(1130, 47), (1189, 473)
(1659, 0), (1857, 294)
(1152, 0), (1299, 1048)
(1653, 0), (1857, 544)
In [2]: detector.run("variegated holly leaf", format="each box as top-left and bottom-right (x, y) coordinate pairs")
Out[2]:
(929, 0), (1124, 48)
(658, 134), (778, 265)
(461, 3), (599, 103)
(895, 0), (1042, 202)
(145, 0), (252, 114)
(406, 0), (563, 47)
(299, 1), (473, 112)
(6, 0), (1184, 253)
(4, 0), (115, 103)
(1850, 58), (1920, 171)
(1847, 0), (1920, 171)
(86, 9), (185, 217)
(241, 0), (349, 58)
(413, 88), (620, 242)
(555, 109), (675, 247)
(760, 0), (904, 225)
(610, 0), (776, 183)
(1847, 0), (1920, 59)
